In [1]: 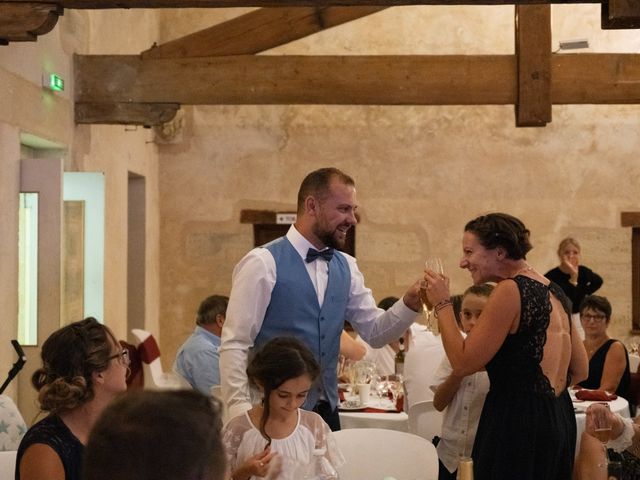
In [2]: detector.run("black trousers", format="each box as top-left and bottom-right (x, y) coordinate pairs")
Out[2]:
(438, 459), (457, 480)
(312, 400), (341, 431)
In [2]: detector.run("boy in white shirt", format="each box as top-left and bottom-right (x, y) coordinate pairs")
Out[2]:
(431, 284), (493, 480)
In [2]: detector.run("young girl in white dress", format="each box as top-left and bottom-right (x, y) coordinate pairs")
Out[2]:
(222, 336), (344, 480)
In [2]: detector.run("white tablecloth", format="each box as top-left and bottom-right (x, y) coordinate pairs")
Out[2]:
(339, 394), (409, 432)
(573, 393), (630, 456)
(339, 410), (409, 432)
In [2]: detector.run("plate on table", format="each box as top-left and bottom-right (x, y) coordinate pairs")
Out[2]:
(339, 400), (365, 411)
(366, 398), (398, 411)
(338, 383), (351, 390)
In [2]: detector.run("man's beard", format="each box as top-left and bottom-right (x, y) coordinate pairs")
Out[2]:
(314, 225), (346, 250)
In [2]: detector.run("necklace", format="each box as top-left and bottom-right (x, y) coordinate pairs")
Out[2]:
(513, 263), (534, 277)
(585, 337), (609, 356)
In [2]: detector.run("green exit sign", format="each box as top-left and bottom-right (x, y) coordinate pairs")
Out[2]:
(43, 73), (64, 92)
(49, 74), (64, 91)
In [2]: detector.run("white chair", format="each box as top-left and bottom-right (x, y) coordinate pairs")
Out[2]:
(130, 329), (191, 390)
(333, 428), (438, 480)
(629, 354), (640, 373)
(0, 395), (27, 451)
(0, 395), (26, 479)
(408, 400), (443, 443)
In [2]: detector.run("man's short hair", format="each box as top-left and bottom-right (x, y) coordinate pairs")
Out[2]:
(196, 295), (229, 326)
(296, 167), (355, 214)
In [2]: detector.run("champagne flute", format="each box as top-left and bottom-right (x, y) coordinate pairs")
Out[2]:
(589, 402), (612, 468)
(386, 373), (404, 410)
(422, 257), (444, 334)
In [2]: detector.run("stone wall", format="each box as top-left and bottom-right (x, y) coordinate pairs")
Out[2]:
(0, 10), (162, 416)
(157, 5), (640, 363)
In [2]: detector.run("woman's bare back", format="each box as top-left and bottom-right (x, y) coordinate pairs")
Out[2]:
(541, 293), (573, 396)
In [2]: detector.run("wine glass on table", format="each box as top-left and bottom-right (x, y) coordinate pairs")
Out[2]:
(421, 257), (444, 334)
(382, 373), (404, 410)
(372, 374), (387, 404)
(588, 402), (612, 469)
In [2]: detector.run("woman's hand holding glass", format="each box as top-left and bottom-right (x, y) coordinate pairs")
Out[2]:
(420, 258), (447, 333)
(423, 267), (451, 312)
(586, 403), (614, 468)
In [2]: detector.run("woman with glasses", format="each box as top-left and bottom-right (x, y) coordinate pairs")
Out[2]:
(16, 317), (129, 480)
(577, 295), (630, 399)
(575, 296), (631, 479)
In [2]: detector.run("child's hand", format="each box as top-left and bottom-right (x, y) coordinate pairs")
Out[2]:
(263, 453), (282, 479)
(250, 447), (278, 478)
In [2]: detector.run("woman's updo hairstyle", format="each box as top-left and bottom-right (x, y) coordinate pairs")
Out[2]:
(465, 212), (533, 260)
(246, 336), (320, 444)
(32, 317), (117, 414)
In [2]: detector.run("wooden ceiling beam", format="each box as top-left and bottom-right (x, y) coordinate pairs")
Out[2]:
(515, 4), (551, 126)
(75, 53), (640, 107)
(601, 0), (640, 28)
(75, 102), (180, 125)
(0, 0), (600, 7)
(75, 54), (517, 105)
(0, 2), (62, 43)
(142, 6), (386, 59)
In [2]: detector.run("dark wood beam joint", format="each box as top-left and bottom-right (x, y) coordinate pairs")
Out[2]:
(621, 212), (640, 331)
(75, 102), (180, 126)
(0, 3), (62, 44)
(602, 0), (640, 29)
(315, 6), (327, 29)
(622, 212), (640, 228)
(515, 4), (552, 126)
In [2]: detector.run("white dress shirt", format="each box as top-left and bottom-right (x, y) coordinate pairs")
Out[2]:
(220, 225), (417, 419)
(431, 355), (490, 473)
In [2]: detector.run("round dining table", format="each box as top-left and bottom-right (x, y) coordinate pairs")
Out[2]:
(338, 391), (409, 432)
(338, 409), (409, 432)
(572, 392), (630, 456)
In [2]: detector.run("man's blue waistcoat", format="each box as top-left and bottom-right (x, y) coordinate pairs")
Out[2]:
(254, 237), (351, 410)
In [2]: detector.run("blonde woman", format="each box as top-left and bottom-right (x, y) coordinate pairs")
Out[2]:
(545, 237), (603, 315)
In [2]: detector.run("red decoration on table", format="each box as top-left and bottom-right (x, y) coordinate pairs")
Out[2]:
(575, 389), (618, 401)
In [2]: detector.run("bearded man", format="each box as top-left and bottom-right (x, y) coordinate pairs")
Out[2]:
(220, 167), (422, 430)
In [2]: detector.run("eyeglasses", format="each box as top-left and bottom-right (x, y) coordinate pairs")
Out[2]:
(581, 313), (607, 323)
(108, 349), (130, 366)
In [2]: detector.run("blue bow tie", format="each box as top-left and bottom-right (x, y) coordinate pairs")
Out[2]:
(305, 248), (335, 263)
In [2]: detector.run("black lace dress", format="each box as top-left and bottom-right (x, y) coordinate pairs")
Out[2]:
(472, 276), (576, 480)
(15, 414), (84, 480)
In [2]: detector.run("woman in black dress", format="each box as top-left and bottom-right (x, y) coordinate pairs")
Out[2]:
(578, 295), (630, 398)
(424, 213), (588, 480)
(16, 318), (129, 480)
(575, 295), (631, 480)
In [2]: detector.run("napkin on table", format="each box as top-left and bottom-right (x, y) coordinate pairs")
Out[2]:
(575, 389), (618, 401)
